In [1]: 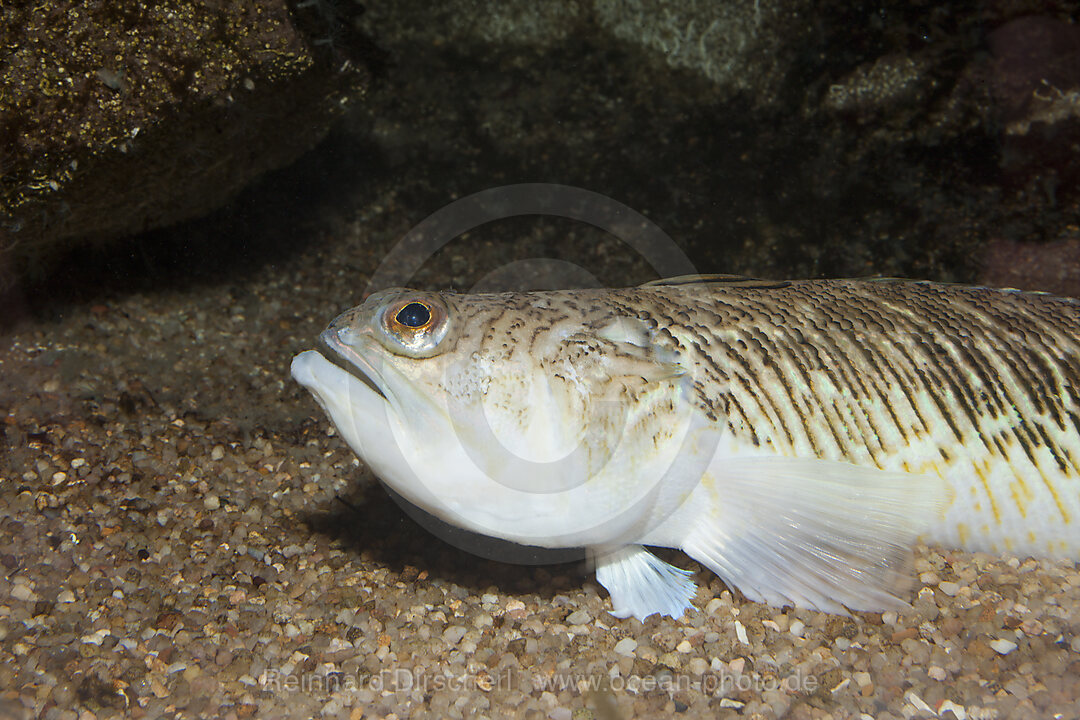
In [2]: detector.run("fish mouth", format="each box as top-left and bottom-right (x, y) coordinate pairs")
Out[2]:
(317, 328), (388, 402)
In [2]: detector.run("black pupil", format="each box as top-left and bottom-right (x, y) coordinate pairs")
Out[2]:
(396, 302), (431, 328)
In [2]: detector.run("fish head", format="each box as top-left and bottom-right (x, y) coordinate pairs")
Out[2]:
(291, 287), (706, 548)
(291, 288), (461, 501)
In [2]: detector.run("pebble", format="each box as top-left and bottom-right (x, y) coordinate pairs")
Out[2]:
(938, 581), (961, 596)
(11, 583), (34, 601)
(442, 626), (467, 645)
(687, 657), (708, 675)
(80, 629), (109, 645)
(613, 638), (638, 656)
(939, 700), (968, 719)
(905, 690), (935, 714)
(989, 638), (1018, 655)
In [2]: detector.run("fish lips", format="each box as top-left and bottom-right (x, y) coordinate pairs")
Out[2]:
(316, 327), (388, 402)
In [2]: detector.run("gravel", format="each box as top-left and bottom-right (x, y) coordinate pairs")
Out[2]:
(4, 204), (1080, 719)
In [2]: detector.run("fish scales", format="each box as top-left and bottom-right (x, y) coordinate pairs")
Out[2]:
(292, 276), (1080, 618)
(495, 280), (1079, 551)
(635, 279), (1080, 556)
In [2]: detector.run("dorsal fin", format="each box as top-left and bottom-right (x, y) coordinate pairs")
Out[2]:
(641, 274), (791, 290)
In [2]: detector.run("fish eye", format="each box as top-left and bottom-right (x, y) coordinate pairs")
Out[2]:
(379, 293), (451, 358)
(395, 302), (431, 328)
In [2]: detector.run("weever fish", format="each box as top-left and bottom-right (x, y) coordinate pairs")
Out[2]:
(290, 275), (1080, 619)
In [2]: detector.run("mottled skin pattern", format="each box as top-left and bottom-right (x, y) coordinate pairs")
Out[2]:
(427, 277), (1080, 559)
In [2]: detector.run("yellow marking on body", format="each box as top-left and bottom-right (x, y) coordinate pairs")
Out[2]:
(1004, 537), (1014, 551)
(1034, 463), (1071, 525)
(957, 522), (969, 545)
(915, 460), (938, 477)
(1008, 482), (1028, 519)
(700, 472), (723, 519)
(1010, 464), (1031, 504)
(1027, 530), (1036, 545)
(942, 477), (956, 512)
(973, 462), (1001, 524)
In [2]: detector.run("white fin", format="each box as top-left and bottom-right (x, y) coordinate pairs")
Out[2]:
(592, 545), (697, 620)
(680, 457), (946, 615)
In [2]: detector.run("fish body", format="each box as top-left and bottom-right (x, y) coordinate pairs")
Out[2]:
(291, 276), (1080, 619)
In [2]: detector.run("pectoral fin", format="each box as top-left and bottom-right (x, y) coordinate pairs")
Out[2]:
(567, 318), (685, 391)
(592, 545), (697, 620)
(680, 457), (946, 615)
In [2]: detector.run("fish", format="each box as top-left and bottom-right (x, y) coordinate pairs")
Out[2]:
(290, 275), (1080, 620)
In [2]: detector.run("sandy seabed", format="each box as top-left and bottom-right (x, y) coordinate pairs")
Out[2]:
(3, 222), (1080, 720)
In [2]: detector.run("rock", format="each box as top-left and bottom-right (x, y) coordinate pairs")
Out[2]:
(981, 237), (1080, 297)
(358, 0), (812, 104)
(0, 0), (372, 280)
